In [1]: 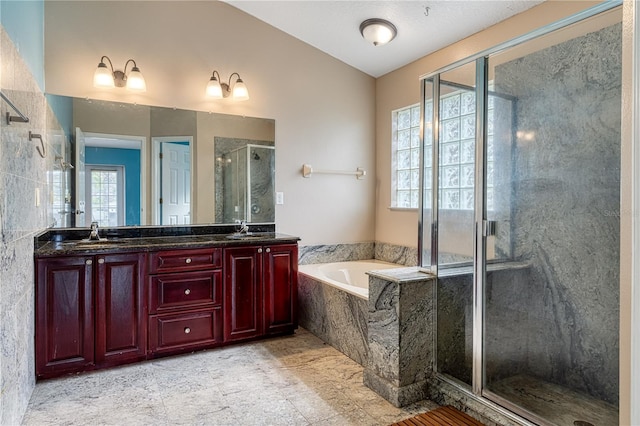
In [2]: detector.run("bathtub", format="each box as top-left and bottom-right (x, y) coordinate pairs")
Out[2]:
(297, 259), (403, 366)
(298, 259), (401, 299)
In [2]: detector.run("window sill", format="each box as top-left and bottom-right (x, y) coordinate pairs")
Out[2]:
(389, 207), (419, 212)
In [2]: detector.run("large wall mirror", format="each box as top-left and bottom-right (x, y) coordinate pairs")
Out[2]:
(47, 95), (275, 228)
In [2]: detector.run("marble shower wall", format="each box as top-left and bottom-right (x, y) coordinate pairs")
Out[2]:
(490, 23), (621, 404)
(0, 28), (69, 424)
(214, 137), (274, 223)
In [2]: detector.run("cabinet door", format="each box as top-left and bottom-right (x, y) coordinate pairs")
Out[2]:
(95, 253), (147, 366)
(36, 256), (94, 378)
(263, 244), (298, 335)
(224, 246), (262, 342)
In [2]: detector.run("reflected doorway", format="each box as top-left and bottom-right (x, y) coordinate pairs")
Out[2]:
(152, 137), (193, 225)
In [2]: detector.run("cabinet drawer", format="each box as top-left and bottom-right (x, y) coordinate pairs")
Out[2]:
(149, 309), (222, 353)
(149, 248), (222, 274)
(149, 270), (222, 314)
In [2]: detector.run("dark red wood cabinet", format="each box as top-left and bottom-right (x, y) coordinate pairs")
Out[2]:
(95, 253), (147, 366)
(263, 244), (298, 335)
(36, 252), (146, 378)
(224, 244), (298, 341)
(148, 247), (224, 355)
(36, 256), (94, 378)
(224, 246), (263, 342)
(36, 241), (297, 379)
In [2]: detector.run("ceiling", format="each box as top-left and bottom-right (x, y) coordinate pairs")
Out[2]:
(226, 1), (544, 78)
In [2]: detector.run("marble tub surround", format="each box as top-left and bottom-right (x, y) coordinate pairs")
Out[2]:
(298, 273), (370, 366)
(364, 268), (435, 407)
(298, 242), (374, 265)
(22, 328), (440, 426)
(374, 242), (418, 266)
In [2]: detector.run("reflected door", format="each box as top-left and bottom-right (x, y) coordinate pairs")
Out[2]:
(161, 142), (191, 225)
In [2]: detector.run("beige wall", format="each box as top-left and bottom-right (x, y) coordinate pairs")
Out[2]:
(44, 1), (376, 245)
(374, 0), (602, 248)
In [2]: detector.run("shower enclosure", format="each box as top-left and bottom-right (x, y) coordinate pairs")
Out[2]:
(221, 144), (275, 224)
(419, 4), (621, 425)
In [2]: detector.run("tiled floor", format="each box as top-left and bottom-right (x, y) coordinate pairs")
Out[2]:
(22, 328), (439, 425)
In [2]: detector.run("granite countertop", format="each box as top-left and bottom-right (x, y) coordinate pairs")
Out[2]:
(35, 232), (300, 257)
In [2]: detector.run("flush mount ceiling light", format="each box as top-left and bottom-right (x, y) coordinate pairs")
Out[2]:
(93, 56), (147, 92)
(359, 18), (397, 46)
(206, 70), (249, 101)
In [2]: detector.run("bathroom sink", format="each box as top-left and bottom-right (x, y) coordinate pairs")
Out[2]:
(60, 239), (122, 248)
(226, 233), (264, 240)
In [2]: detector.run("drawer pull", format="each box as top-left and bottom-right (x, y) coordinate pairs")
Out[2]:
(258, 248), (263, 254)
(98, 258), (105, 264)
(265, 248), (271, 253)
(86, 259), (92, 265)
(184, 327), (191, 334)
(184, 289), (191, 295)
(185, 258), (192, 264)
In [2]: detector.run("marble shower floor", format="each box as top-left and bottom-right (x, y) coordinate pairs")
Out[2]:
(488, 374), (618, 426)
(22, 328), (439, 426)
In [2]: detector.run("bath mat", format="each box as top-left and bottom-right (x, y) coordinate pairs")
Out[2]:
(390, 405), (485, 426)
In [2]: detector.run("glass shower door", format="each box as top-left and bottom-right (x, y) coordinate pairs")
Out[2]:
(482, 10), (621, 425)
(434, 62), (477, 389)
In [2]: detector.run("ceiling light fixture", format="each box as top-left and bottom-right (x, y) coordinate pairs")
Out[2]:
(206, 70), (249, 101)
(359, 18), (397, 46)
(93, 56), (146, 92)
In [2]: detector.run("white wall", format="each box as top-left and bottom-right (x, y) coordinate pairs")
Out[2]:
(44, 1), (376, 246)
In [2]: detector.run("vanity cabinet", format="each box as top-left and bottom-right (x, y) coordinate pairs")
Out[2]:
(148, 248), (224, 355)
(263, 244), (298, 335)
(35, 252), (146, 378)
(35, 235), (298, 379)
(224, 243), (298, 342)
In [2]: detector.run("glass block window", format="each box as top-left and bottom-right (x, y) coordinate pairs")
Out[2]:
(392, 92), (494, 211)
(391, 104), (421, 208)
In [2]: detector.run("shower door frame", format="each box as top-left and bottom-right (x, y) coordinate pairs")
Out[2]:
(418, 1), (623, 424)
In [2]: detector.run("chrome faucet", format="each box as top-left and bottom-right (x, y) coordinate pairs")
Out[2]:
(89, 221), (101, 240)
(236, 220), (250, 234)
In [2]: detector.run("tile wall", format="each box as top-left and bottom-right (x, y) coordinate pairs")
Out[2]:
(0, 27), (68, 424)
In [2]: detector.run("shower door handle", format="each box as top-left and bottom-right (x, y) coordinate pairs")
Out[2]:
(483, 220), (497, 237)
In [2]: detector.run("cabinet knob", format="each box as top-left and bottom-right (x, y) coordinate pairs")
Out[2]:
(85, 259), (92, 265)
(185, 258), (192, 264)
(98, 258), (105, 264)
(184, 289), (191, 295)
(257, 248), (263, 254)
(184, 327), (191, 334)
(265, 248), (271, 253)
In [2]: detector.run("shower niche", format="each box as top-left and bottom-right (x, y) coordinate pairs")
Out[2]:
(215, 139), (275, 224)
(420, 4), (621, 425)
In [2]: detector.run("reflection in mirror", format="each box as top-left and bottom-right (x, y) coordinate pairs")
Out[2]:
(215, 138), (275, 223)
(45, 95), (275, 228)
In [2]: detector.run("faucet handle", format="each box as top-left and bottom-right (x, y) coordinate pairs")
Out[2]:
(89, 221), (100, 240)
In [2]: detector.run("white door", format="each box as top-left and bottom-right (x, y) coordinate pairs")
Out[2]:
(161, 142), (191, 225)
(75, 127), (86, 226)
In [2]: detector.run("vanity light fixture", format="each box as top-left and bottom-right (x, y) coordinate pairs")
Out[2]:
(206, 70), (249, 101)
(359, 18), (397, 46)
(93, 56), (147, 92)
